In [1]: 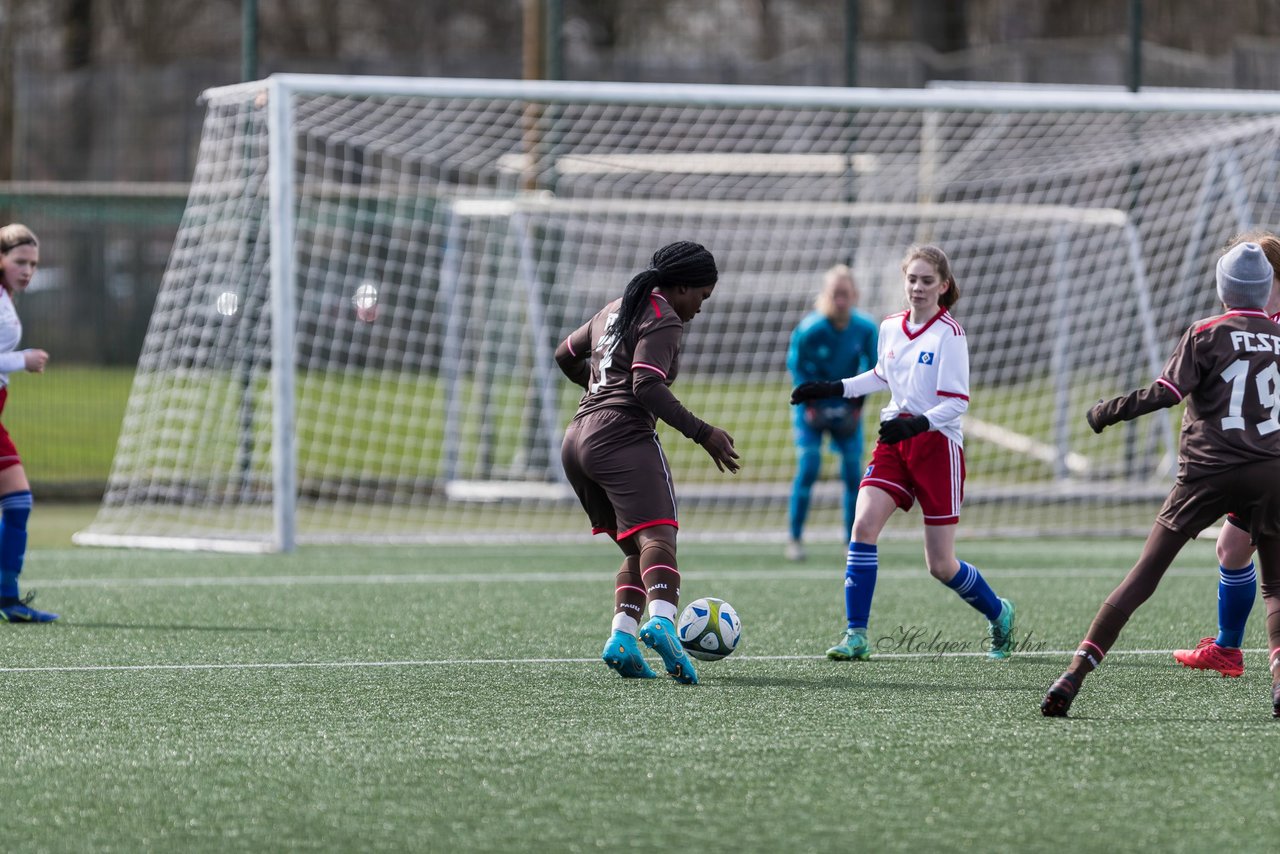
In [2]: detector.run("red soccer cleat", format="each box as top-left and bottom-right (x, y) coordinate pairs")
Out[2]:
(1173, 637), (1244, 678)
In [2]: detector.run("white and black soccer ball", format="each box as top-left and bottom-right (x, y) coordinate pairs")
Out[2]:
(677, 597), (741, 661)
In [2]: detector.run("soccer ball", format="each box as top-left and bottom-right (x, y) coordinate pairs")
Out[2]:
(352, 281), (379, 323)
(677, 597), (741, 661)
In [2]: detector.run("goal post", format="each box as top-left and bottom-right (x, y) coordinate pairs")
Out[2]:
(74, 75), (1280, 551)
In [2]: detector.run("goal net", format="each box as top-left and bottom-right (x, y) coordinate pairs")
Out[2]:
(75, 76), (1280, 551)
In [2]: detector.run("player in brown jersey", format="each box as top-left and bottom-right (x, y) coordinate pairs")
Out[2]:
(1173, 232), (1280, 677)
(1042, 241), (1280, 718)
(554, 241), (740, 685)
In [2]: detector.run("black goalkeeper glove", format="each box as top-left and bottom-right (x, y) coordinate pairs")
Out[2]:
(879, 414), (930, 445)
(790, 381), (844, 404)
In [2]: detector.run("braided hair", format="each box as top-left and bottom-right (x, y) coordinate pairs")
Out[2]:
(613, 241), (718, 340)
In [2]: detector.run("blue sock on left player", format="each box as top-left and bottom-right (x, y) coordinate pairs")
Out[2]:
(844, 542), (877, 630)
(1215, 562), (1256, 649)
(945, 559), (1002, 621)
(0, 490), (32, 602)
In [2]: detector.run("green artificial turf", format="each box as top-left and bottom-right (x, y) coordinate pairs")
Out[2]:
(2, 536), (1278, 852)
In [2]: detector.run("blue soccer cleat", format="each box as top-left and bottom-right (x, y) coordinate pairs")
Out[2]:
(639, 616), (699, 685)
(601, 630), (657, 679)
(0, 593), (58, 623)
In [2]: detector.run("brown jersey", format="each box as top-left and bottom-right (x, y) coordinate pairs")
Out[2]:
(1164, 310), (1280, 477)
(1093, 309), (1280, 479)
(560, 292), (709, 442)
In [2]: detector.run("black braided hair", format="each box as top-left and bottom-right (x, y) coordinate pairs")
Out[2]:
(613, 241), (718, 340)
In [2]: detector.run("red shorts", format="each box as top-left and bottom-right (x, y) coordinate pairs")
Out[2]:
(860, 428), (965, 525)
(0, 388), (19, 472)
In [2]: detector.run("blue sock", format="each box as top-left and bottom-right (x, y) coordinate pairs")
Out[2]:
(844, 542), (877, 630)
(0, 490), (32, 601)
(1216, 563), (1256, 649)
(945, 559), (1002, 621)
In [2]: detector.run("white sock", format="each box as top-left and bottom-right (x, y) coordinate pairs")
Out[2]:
(648, 600), (677, 622)
(612, 613), (638, 636)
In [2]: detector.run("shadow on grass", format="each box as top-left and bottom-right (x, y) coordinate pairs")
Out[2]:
(711, 673), (1029, 692)
(59, 621), (305, 634)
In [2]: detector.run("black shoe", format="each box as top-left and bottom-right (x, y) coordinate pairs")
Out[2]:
(1040, 671), (1080, 717)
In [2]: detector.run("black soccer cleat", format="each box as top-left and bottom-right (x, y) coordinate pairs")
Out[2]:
(1272, 682), (1280, 719)
(1040, 671), (1081, 718)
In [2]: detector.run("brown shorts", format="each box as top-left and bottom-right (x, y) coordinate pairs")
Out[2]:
(560, 408), (678, 540)
(1157, 456), (1280, 542)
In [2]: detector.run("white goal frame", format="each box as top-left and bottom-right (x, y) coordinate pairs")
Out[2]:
(75, 74), (1280, 551)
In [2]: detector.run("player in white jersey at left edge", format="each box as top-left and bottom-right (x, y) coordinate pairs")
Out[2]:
(790, 244), (1015, 662)
(0, 224), (56, 623)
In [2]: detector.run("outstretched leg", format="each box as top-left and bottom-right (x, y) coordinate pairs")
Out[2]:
(1042, 523), (1189, 716)
(923, 524), (1015, 659)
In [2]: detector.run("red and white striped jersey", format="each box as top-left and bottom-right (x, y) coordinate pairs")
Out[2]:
(843, 307), (970, 446)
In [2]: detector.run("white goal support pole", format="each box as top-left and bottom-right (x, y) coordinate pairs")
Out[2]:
(266, 75), (299, 553)
(73, 74), (1280, 551)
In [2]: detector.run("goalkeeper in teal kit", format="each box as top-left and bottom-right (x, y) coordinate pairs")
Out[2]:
(785, 265), (879, 561)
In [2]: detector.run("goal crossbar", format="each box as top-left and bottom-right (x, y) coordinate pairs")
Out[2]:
(205, 74), (1280, 115)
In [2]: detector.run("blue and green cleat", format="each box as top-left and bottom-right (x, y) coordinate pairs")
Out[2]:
(826, 627), (871, 661)
(0, 593), (58, 623)
(987, 598), (1016, 659)
(638, 616), (698, 684)
(601, 630), (656, 679)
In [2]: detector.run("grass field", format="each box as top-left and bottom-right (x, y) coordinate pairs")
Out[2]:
(3, 530), (1279, 852)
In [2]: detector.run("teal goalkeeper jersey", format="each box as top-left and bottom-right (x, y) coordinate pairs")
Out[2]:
(787, 309), (879, 399)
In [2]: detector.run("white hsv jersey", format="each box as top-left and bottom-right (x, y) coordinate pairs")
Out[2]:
(844, 308), (970, 446)
(0, 290), (22, 389)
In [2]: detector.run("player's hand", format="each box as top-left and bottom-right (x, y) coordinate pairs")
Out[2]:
(700, 426), (741, 474)
(878, 414), (929, 445)
(790, 380), (843, 404)
(1086, 399), (1106, 434)
(23, 349), (48, 373)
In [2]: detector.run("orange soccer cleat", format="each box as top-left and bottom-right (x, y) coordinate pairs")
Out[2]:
(1173, 637), (1244, 678)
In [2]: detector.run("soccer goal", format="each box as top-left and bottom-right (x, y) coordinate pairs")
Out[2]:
(73, 75), (1280, 551)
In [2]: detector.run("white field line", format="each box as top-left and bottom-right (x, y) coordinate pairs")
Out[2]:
(25, 565), (1226, 589)
(0, 648), (1271, 675)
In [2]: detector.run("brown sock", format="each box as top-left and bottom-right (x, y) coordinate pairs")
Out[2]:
(639, 538), (681, 617)
(614, 556), (645, 629)
(1067, 602), (1130, 679)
